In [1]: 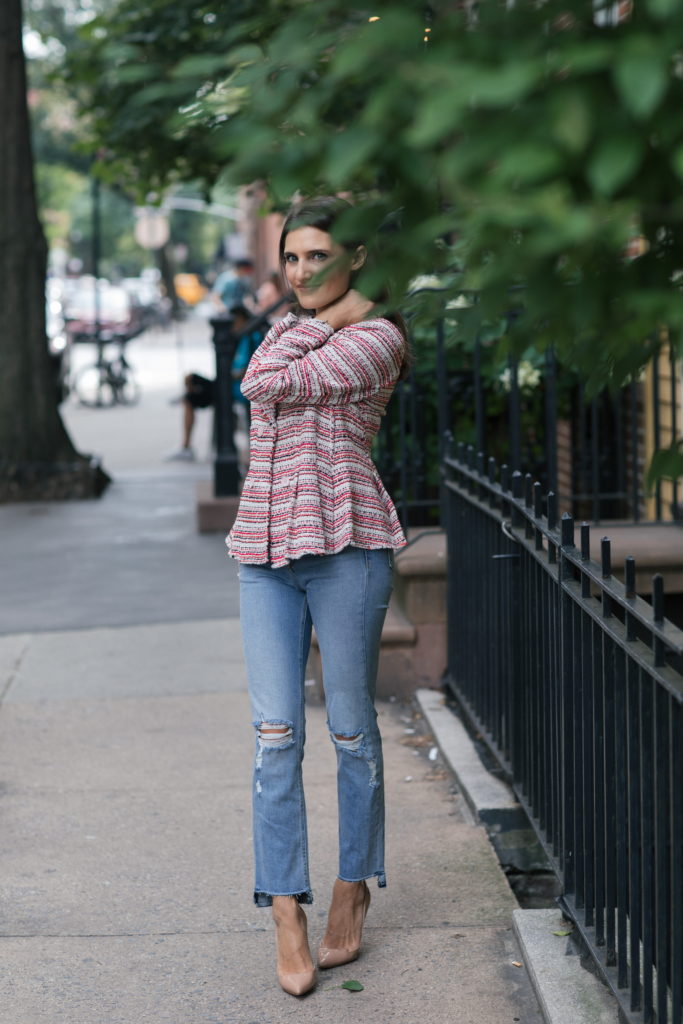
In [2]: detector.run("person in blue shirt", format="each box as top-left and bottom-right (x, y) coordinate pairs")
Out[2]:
(211, 259), (256, 314)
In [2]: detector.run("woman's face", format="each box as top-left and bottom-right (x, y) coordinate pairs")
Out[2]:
(282, 226), (363, 313)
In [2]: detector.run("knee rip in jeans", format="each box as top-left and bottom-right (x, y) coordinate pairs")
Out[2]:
(330, 730), (379, 789)
(254, 722), (295, 787)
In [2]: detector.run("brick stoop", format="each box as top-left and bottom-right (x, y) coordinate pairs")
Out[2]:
(309, 531), (448, 700)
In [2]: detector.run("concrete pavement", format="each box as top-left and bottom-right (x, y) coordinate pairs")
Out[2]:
(0, 323), (542, 1023)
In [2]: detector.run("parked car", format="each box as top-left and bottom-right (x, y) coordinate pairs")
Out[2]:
(46, 282), (71, 403)
(64, 279), (145, 344)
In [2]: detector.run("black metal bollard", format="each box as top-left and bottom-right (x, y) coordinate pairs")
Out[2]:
(210, 316), (240, 498)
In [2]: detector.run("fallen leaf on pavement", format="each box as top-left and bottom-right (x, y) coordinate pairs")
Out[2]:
(400, 733), (435, 748)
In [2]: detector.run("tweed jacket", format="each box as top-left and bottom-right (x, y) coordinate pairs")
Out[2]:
(226, 312), (407, 567)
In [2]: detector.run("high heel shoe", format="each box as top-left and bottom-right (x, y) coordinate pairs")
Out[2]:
(272, 897), (316, 996)
(317, 879), (371, 969)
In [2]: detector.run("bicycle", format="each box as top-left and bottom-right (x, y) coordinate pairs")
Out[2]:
(72, 342), (141, 408)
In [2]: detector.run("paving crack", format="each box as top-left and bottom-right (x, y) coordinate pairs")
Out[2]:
(0, 637), (31, 705)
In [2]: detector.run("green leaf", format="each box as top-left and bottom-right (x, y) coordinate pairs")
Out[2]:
(326, 130), (380, 188)
(468, 62), (540, 107)
(493, 143), (563, 185)
(340, 980), (364, 992)
(647, 440), (683, 489)
(587, 135), (642, 195)
(549, 89), (592, 155)
(113, 62), (163, 85)
(646, 0), (680, 18)
(553, 42), (611, 76)
(613, 43), (669, 119)
(406, 83), (467, 148)
(672, 145), (683, 181)
(331, 11), (422, 78)
(172, 54), (232, 80)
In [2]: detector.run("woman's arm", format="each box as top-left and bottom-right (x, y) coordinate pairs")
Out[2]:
(240, 316), (404, 406)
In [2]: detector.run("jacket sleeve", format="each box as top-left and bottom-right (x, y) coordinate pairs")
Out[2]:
(240, 315), (405, 406)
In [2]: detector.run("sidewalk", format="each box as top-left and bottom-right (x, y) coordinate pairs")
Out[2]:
(0, 331), (542, 1023)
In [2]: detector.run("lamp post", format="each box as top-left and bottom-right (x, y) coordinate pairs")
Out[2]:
(91, 173), (102, 351)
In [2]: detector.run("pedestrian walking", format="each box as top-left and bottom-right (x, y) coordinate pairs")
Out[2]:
(227, 196), (409, 996)
(211, 258), (257, 313)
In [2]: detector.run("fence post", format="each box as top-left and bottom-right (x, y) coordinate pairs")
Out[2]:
(560, 511), (576, 892)
(508, 356), (521, 471)
(545, 346), (558, 495)
(210, 316), (240, 497)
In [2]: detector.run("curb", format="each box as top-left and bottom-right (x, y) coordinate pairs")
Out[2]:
(513, 909), (619, 1024)
(415, 688), (620, 1024)
(415, 688), (548, 873)
(415, 687), (518, 825)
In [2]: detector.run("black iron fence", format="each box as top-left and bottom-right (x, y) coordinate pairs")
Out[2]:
(444, 444), (683, 1024)
(376, 311), (681, 531)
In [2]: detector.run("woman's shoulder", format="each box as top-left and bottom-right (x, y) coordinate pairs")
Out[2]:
(343, 315), (403, 334)
(342, 316), (406, 351)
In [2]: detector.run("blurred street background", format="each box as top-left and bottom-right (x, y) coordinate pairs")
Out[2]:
(62, 312), (216, 473)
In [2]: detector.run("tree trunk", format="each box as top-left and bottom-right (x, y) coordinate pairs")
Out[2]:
(0, 0), (109, 500)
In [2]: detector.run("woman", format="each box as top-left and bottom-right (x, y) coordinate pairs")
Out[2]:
(227, 196), (407, 996)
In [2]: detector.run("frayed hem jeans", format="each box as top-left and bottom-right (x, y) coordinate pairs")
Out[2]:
(238, 545), (394, 907)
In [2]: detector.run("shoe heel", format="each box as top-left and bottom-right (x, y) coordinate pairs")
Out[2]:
(317, 881), (371, 970)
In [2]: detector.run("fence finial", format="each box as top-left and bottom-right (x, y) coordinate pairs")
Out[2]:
(580, 524), (591, 597)
(653, 574), (665, 624)
(601, 537), (612, 579)
(511, 471), (523, 528)
(625, 556), (636, 599)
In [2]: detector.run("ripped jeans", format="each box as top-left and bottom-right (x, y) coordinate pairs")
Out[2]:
(239, 546), (394, 907)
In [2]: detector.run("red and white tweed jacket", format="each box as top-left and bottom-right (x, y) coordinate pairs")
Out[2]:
(226, 312), (407, 567)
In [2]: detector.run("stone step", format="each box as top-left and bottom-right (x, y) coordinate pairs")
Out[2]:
(395, 530), (447, 626)
(379, 598), (418, 645)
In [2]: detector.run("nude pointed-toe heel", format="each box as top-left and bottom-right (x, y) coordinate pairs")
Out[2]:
(317, 880), (371, 970)
(272, 898), (316, 997)
(277, 965), (317, 997)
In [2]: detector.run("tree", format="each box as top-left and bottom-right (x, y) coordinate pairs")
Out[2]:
(0, 0), (106, 500)
(66, 0), (683, 473)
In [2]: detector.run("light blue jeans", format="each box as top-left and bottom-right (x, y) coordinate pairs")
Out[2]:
(239, 546), (394, 907)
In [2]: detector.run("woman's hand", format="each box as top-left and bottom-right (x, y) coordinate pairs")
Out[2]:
(314, 289), (375, 331)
